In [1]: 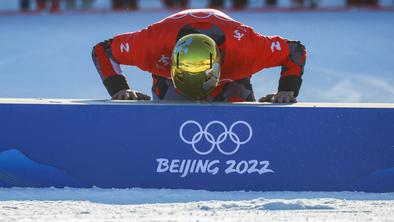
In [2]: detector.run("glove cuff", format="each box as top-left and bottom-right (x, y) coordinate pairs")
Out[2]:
(103, 75), (130, 96)
(278, 75), (302, 97)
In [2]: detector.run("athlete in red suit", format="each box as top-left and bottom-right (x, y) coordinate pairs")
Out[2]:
(92, 9), (307, 103)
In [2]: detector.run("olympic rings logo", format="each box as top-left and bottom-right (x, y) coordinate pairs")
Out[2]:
(179, 120), (253, 155)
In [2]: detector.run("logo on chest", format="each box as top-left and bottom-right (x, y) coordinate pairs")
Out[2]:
(233, 29), (245, 41)
(158, 54), (170, 66)
(156, 54), (170, 70)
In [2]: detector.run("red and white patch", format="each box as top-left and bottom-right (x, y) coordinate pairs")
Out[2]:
(120, 43), (129, 53)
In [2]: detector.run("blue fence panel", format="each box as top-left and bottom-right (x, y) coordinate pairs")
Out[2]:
(0, 100), (393, 192)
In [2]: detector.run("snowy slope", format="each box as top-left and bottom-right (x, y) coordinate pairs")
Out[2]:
(0, 10), (393, 102)
(1, 188), (394, 222)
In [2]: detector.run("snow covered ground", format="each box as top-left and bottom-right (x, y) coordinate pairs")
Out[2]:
(1, 188), (394, 221)
(0, 9), (394, 222)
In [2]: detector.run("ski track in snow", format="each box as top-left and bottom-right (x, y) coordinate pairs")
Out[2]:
(0, 188), (394, 221)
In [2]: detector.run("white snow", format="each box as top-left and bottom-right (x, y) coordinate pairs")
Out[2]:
(0, 188), (394, 221)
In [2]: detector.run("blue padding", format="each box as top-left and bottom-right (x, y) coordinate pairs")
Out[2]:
(0, 101), (393, 192)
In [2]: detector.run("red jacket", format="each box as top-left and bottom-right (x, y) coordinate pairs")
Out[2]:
(92, 9), (306, 97)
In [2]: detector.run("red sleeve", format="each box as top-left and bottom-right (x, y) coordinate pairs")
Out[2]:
(278, 41), (307, 96)
(110, 33), (136, 66)
(249, 34), (290, 74)
(92, 40), (122, 80)
(111, 29), (154, 72)
(92, 40), (130, 96)
(249, 32), (307, 96)
(92, 27), (161, 96)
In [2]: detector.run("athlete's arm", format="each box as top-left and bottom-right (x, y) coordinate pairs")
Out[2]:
(249, 34), (306, 102)
(91, 31), (151, 100)
(92, 39), (131, 98)
(261, 40), (307, 103)
(277, 40), (306, 99)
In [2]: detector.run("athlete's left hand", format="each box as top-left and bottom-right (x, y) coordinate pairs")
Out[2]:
(112, 89), (151, 100)
(259, 91), (297, 103)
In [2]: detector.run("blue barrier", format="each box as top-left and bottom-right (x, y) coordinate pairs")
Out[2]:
(0, 99), (393, 192)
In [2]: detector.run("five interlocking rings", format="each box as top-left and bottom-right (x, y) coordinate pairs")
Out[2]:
(179, 120), (253, 155)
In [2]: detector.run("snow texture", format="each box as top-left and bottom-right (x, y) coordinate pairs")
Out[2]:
(1, 188), (394, 221)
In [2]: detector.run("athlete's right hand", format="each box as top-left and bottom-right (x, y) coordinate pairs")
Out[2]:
(111, 89), (151, 100)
